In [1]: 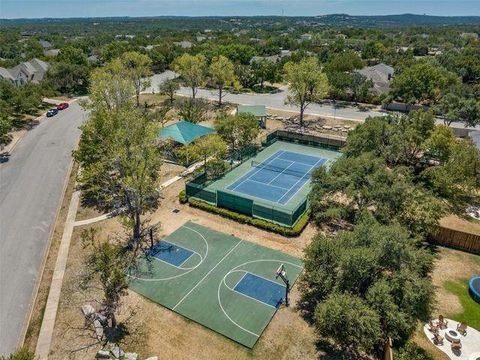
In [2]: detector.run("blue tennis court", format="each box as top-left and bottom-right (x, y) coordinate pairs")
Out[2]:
(227, 150), (327, 205)
(148, 240), (194, 267)
(234, 273), (286, 308)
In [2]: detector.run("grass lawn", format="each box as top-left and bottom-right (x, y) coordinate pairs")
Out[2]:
(443, 279), (480, 330)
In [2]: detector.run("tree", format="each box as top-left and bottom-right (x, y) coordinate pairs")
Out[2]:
(46, 46), (90, 94)
(214, 112), (259, 160)
(120, 51), (152, 106)
(179, 134), (228, 176)
(314, 293), (382, 355)
(300, 219), (435, 356)
(76, 58), (161, 250)
(158, 78), (180, 104)
(87, 59), (135, 112)
(283, 57), (329, 127)
(172, 53), (207, 101)
(81, 228), (128, 329)
(0, 106), (12, 146)
(436, 92), (462, 126)
(251, 59), (279, 90)
(209, 55), (238, 106)
(75, 105), (161, 250)
(390, 61), (459, 105)
(176, 98), (209, 123)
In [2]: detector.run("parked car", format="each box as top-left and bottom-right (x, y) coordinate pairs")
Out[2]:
(46, 108), (58, 117)
(56, 102), (69, 110)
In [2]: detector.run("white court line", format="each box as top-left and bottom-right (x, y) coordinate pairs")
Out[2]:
(224, 273), (278, 310)
(127, 224), (209, 282)
(173, 240), (243, 310)
(277, 157), (325, 204)
(245, 178), (290, 190)
(228, 150), (284, 192)
(217, 259), (303, 338)
(266, 161), (296, 185)
(226, 270), (283, 309)
(149, 239), (201, 270)
(278, 152), (327, 167)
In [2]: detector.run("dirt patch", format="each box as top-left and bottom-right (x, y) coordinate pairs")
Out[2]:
(23, 162), (79, 352)
(440, 215), (480, 236)
(431, 247), (480, 316)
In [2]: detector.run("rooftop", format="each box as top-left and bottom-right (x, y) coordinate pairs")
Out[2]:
(237, 105), (267, 117)
(158, 121), (215, 145)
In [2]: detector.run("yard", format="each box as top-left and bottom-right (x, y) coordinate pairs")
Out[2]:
(414, 247), (480, 359)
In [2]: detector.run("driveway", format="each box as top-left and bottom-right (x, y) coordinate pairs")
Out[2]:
(0, 101), (87, 355)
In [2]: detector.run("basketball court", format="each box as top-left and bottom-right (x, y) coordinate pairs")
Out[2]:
(128, 222), (303, 348)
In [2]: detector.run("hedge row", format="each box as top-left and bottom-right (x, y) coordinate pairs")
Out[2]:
(179, 191), (309, 237)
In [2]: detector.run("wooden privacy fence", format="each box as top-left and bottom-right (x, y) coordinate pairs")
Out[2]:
(430, 226), (480, 254)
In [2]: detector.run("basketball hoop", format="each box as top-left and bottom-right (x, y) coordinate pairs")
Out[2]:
(275, 264), (290, 307)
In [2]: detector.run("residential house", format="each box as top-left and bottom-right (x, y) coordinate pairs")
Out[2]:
(173, 41), (193, 49)
(300, 33), (313, 42)
(0, 58), (49, 86)
(39, 40), (53, 51)
(355, 63), (394, 95)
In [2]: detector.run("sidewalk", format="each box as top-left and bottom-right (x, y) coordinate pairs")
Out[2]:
(34, 158), (205, 358)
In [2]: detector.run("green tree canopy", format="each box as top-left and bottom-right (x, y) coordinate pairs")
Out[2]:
(209, 55), (238, 106)
(172, 53), (208, 100)
(283, 57), (329, 127)
(301, 218), (435, 356)
(390, 61), (460, 105)
(214, 112), (259, 160)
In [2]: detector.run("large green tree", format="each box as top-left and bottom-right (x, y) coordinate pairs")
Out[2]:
(301, 218), (435, 356)
(172, 53), (207, 101)
(283, 57), (329, 127)
(46, 46), (90, 94)
(390, 61), (459, 105)
(214, 112), (259, 160)
(209, 55), (238, 106)
(120, 51), (152, 106)
(76, 59), (161, 250)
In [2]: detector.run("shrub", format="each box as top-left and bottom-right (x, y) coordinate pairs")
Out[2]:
(186, 196), (309, 237)
(179, 190), (187, 204)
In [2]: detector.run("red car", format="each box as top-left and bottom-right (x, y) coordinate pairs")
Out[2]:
(56, 102), (69, 110)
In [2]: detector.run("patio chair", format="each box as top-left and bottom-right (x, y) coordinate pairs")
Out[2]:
(433, 333), (444, 345)
(456, 322), (467, 336)
(428, 320), (439, 333)
(438, 315), (448, 329)
(451, 341), (462, 354)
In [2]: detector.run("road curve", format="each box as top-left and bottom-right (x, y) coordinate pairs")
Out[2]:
(0, 102), (86, 356)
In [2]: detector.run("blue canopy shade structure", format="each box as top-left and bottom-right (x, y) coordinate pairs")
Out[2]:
(158, 121), (215, 145)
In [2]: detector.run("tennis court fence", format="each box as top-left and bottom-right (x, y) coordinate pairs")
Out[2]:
(186, 172), (308, 227)
(263, 129), (346, 150)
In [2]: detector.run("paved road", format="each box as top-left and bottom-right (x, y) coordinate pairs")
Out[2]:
(147, 71), (383, 122)
(148, 71), (479, 131)
(0, 102), (86, 356)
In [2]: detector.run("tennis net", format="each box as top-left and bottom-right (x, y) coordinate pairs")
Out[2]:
(251, 160), (309, 178)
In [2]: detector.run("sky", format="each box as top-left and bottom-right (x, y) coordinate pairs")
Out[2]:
(1, 0), (480, 19)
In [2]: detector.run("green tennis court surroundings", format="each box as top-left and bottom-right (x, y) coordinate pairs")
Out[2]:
(128, 222), (303, 348)
(186, 135), (341, 227)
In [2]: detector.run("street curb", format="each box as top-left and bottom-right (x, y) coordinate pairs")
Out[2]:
(4, 98), (79, 156)
(18, 99), (82, 351)
(18, 158), (77, 352)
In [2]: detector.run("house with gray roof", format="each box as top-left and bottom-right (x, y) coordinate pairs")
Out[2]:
(0, 58), (49, 86)
(355, 63), (394, 95)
